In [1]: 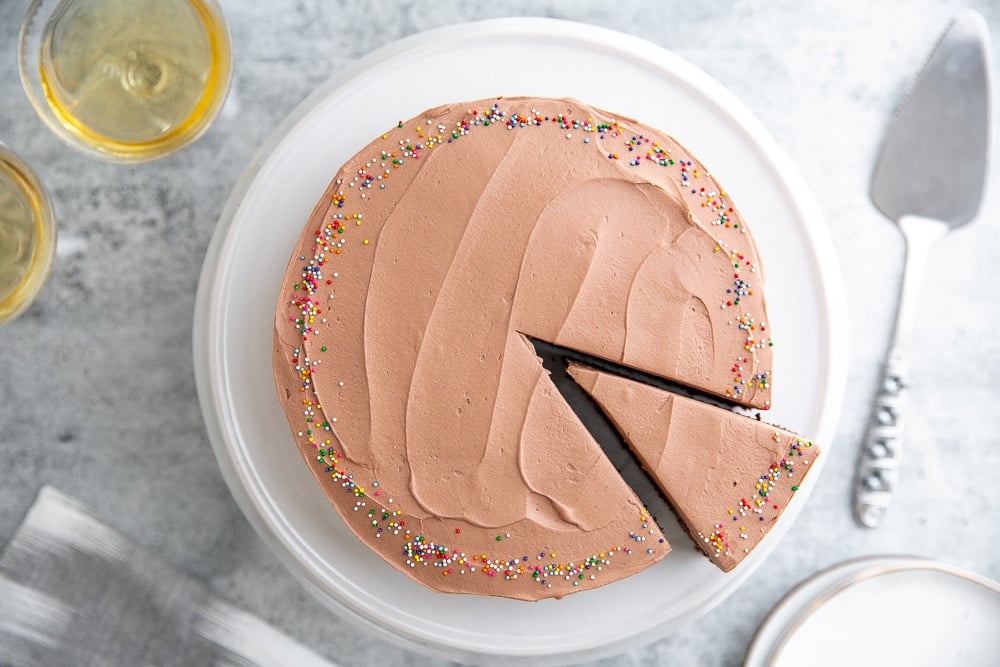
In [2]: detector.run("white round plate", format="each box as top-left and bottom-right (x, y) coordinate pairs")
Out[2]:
(193, 17), (847, 664)
(745, 556), (1000, 667)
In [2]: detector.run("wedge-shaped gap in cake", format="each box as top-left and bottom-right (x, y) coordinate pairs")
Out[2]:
(530, 337), (674, 533)
(527, 336), (758, 416)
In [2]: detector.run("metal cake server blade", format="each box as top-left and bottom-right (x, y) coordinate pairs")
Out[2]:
(854, 10), (992, 528)
(871, 11), (991, 223)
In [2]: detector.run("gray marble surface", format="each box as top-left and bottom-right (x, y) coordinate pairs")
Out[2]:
(2, 1), (1000, 665)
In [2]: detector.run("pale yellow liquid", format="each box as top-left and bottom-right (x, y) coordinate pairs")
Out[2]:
(39, 0), (230, 160)
(0, 156), (53, 322)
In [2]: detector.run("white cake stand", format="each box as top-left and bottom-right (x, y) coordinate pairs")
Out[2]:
(193, 17), (848, 665)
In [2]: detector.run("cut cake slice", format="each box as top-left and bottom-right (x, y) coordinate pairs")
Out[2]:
(567, 363), (818, 572)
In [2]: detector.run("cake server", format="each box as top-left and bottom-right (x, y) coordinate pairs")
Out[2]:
(853, 10), (991, 528)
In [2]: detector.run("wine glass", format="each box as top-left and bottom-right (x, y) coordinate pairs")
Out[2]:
(19, 0), (233, 163)
(0, 145), (56, 327)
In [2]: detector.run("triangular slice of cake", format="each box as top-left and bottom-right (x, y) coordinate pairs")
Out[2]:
(567, 363), (818, 572)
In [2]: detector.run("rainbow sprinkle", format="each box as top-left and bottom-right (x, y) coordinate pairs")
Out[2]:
(701, 435), (813, 561)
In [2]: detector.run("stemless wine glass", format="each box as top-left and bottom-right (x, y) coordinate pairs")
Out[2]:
(19, 0), (233, 163)
(0, 145), (56, 327)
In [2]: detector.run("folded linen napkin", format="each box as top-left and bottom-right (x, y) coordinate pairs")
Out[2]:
(0, 486), (337, 667)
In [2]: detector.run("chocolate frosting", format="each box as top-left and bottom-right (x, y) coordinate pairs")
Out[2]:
(568, 364), (818, 572)
(273, 98), (779, 599)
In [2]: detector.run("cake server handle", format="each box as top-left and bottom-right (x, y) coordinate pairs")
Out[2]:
(853, 215), (947, 528)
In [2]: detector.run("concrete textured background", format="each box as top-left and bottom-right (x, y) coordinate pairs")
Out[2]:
(2, 1), (999, 665)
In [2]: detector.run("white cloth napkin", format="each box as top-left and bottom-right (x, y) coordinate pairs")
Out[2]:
(0, 486), (337, 667)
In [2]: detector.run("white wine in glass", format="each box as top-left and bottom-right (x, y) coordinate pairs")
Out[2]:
(20, 0), (232, 162)
(0, 147), (55, 326)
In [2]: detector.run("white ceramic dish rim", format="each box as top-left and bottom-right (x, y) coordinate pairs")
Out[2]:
(743, 555), (1000, 667)
(193, 17), (849, 664)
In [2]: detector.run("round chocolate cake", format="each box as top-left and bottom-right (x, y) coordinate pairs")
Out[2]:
(273, 97), (817, 601)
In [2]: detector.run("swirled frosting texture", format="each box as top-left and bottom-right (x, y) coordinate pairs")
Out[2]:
(274, 98), (777, 600)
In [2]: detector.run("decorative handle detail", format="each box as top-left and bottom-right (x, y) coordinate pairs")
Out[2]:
(852, 216), (946, 528)
(854, 346), (907, 527)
